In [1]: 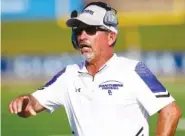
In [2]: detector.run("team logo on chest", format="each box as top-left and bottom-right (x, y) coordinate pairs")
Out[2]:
(99, 80), (123, 95)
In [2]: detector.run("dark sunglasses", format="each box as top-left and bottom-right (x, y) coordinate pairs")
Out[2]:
(73, 26), (110, 36)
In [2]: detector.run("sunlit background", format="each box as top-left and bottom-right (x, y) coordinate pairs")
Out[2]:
(1, 0), (185, 136)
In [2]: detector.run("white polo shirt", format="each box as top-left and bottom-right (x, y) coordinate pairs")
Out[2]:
(32, 54), (174, 136)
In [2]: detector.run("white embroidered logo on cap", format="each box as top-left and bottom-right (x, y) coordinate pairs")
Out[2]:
(83, 9), (94, 15)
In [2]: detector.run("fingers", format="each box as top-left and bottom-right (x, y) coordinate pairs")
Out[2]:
(9, 96), (37, 116)
(17, 99), (23, 113)
(12, 99), (18, 114)
(9, 100), (14, 114)
(9, 97), (23, 114)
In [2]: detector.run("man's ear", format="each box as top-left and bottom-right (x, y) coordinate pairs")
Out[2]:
(108, 32), (116, 47)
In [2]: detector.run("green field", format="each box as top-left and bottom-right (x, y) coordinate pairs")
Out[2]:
(2, 21), (185, 56)
(2, 81), (185, 136)
(2, 20), (185, 136)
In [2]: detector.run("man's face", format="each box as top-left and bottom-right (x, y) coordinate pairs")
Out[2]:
(74, 23), (110, 62)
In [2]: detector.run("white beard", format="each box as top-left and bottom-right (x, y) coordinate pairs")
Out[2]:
(81, 52), (95, 62)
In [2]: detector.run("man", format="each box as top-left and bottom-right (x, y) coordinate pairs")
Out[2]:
(9, 2), (181, 136)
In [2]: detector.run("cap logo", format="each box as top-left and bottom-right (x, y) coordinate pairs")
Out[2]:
(83, 9), (94, 15)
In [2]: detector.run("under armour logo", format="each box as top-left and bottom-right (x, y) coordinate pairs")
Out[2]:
(76, 88), (81, 92)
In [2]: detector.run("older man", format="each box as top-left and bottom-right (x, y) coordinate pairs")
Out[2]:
(9, 2), (181, 136)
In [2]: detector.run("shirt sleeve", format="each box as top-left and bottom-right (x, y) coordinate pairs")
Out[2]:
(32, 68), (67, 113)
(133, 62), (175, 116)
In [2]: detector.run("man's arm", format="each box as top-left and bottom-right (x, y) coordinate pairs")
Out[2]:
(134, 62), (182, 135)
(9, 94), (46, 118)
(156, 102), (181, 136)
(9, 68), (68, 118)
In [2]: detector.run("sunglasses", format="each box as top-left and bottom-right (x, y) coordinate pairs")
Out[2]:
(73, 26), (110, 36)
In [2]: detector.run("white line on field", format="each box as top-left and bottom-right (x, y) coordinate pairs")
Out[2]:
(177, 118), (185, 130)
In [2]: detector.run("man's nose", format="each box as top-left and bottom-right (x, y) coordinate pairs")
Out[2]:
(78, 30), (87, 40)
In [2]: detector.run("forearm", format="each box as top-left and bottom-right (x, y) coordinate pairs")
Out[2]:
(157, 112), (179, 135)
(156, 102), (181, 136)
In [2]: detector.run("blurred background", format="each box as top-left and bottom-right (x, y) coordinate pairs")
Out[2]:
(1, 0), (185, 136)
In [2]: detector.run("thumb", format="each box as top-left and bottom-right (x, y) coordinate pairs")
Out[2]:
(27, 105), (37, 116)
